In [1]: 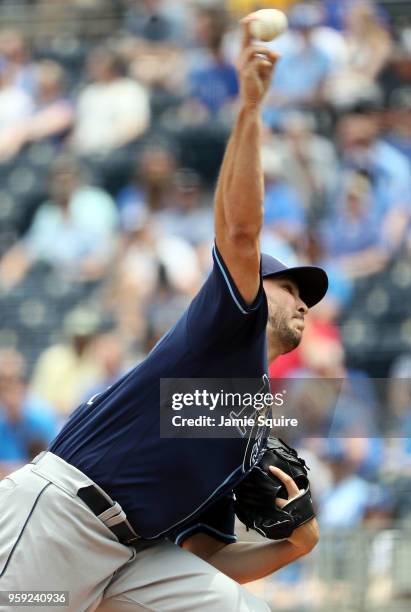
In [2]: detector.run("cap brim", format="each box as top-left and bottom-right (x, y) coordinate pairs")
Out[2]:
(263, 265), (328, 308)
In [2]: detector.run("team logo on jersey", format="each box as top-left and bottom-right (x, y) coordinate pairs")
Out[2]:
(241, 374), (271, 472)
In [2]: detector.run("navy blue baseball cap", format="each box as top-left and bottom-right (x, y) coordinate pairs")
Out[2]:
(261, 253), (328, 308)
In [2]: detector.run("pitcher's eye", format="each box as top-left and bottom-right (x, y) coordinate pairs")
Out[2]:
(281, 283), (294, 295)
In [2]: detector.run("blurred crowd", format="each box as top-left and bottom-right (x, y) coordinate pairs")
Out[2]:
(0, 1), (411, 605)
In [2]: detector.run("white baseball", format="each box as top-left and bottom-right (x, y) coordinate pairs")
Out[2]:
(248, 9), (288, 42)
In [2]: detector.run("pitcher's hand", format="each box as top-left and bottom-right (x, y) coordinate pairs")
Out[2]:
(270, 465), (320, 552)
(237, 17), (279, 108)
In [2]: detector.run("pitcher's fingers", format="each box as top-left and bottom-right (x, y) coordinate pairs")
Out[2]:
(242, 46), (278, 63)
(254, 56), (277, 75)
(240, 17), (254, 50)
(240, 11), (258, 25)
(276, 488), (305, 509)
(269, 465), (300, 498)
(238, 46), (278, 70)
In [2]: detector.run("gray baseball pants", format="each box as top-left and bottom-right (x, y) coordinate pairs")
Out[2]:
(0, 452), (270, 612)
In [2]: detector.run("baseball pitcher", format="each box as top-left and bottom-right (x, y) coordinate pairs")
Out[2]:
(0, 21), (328, 612)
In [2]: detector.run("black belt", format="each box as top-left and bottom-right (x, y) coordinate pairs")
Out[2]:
(30, 452), (141, 546)
(77, 485), (140, 546)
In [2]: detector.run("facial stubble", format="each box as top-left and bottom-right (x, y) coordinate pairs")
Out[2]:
(267, 300), (302, 355)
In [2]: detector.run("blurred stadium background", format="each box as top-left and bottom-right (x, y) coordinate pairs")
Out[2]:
(0, 0), (411, 610)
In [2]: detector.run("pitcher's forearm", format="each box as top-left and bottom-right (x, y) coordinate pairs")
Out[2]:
(208, 539), (310, 584)
(215, 104), (264, 243)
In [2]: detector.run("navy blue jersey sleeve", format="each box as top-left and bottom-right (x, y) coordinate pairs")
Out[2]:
(186, 243), (267, 351)
(171, 493), (236, 546)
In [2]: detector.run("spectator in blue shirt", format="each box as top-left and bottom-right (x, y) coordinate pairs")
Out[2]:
(322, 169), (387, 257)
(188, 61), (238, 118)
(337, 110), (411, 220)
(320, 110), (411, 277)
(184, 5), (239, 119)
(0, 348), (57, 468)
(318, 440), (374, 528)
(263, 3), (331, 127)
(117, 143), (178, 216)
(122, 0), (187, 45)
(262, 146), (306, 247)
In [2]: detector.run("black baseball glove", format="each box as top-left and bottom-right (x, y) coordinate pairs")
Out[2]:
(234, 437), (315, 540)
